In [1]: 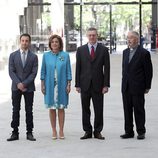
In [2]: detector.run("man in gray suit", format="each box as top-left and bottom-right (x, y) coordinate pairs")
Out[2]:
(7, 33), (38, 141)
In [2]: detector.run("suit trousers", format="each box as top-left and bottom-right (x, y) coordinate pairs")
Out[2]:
(122, 90), (146, 135)
(81, 83), (104, 134)
(11, 90), (34, 134)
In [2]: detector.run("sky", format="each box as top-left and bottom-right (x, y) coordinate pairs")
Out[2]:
(0, 0), (27, 39)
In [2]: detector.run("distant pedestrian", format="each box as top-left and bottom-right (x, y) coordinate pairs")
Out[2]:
(40, 34), (72, 139)
(120, 31), (153, 140)
(140, 35), (145, 47)
(75, 27), (110, 140)
(7, 33), (38, 141)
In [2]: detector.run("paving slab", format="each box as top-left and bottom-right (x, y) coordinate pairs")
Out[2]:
(0, 52), (158, 158)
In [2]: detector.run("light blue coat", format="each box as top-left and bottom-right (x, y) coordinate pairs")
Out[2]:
(40, 51), (72, 108)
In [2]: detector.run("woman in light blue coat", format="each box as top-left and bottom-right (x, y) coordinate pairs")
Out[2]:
(41, 35), (72, 139)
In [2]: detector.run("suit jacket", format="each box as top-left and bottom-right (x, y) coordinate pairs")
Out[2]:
(121, 45), (153, 95)
(75, 43), (110, 92)
(9, 49), (38, 92)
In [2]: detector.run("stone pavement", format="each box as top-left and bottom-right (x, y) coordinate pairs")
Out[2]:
(0, 52), (158, 158)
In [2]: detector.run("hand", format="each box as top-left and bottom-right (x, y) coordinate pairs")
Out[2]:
(145, 89), (150, 94)
(17, 83), (26, 92)
(76, 87), (81, 93)
(102, 87), (108, 94)
(41, 86), (45, 95)
(66, 85), (71, 94)
(21, 88), (27, 92)
(41, 80), (45, 94)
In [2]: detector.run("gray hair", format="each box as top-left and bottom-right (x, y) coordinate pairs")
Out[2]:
(129, 31), (140, 39)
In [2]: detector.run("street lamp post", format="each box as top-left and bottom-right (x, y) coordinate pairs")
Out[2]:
(139, 0), (142, 42)
(41, 12), (43, 36)
(80, 0), (83, 46)
(109, 4), (112, 54)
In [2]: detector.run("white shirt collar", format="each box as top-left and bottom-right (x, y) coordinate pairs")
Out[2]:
(88, 42), (97, 47)
(88, 42), (98, 51)
(20, 49), (28, 54)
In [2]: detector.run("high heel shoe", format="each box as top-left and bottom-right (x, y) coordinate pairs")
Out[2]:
(59, 136), (65, 139)
(52, 133), (57, 140)
(59, 131), (65, 139)
(52, 136), (57, 140)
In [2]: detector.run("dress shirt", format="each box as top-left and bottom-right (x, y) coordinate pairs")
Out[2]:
(129, 46), (138, 62)
(88, 42), (97, 54)
(20, 49), (28, 63)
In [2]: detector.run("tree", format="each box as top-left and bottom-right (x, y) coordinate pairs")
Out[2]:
(72, 0), (151, 40)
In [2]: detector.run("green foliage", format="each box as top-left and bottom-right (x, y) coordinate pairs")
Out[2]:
(73, 0), (151, 39)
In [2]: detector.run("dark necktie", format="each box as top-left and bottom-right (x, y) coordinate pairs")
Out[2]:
(91, 46), (95, 59)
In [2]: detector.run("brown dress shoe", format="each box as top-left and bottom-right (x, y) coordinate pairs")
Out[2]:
(94, 132), (105, 140)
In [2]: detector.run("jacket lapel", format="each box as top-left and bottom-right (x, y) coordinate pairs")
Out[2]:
(17, 50), (24, 68)
(84, 44), (91, 61)
(93, 44), (100, 61)
(23, 50), (32, 68)
(129, 46), (140, 65)
(124, 48), (130, 69)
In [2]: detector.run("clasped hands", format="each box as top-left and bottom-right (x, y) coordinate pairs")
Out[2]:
(17, 83), (27, 92)
(41, 84), (71, 95)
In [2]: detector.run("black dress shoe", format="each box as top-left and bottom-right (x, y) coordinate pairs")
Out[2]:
(80, 132), (92, 140)
(137, 133), (145, 140)
(94, 133), (105, 140)
(120, 133), (134, 139)
(27, 133), (36, 141)
(7, 133), (19, 141)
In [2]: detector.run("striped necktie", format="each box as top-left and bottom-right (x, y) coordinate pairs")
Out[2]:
(90, 45), (95, 59)
(22, 51), (26, 67)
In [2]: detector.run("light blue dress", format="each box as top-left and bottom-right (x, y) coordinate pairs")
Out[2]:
(40, 51), (72, 109)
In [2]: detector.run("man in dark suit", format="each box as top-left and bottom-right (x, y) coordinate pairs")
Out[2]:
(7, 33), (38, 141)
(75, 27), (110, 140)
(120, 31), (153, 140)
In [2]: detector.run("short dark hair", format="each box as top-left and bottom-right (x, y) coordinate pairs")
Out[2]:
(48, 34), (63, 51)
(20, 33), (31, 42)
(87, 27), (97, 33)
